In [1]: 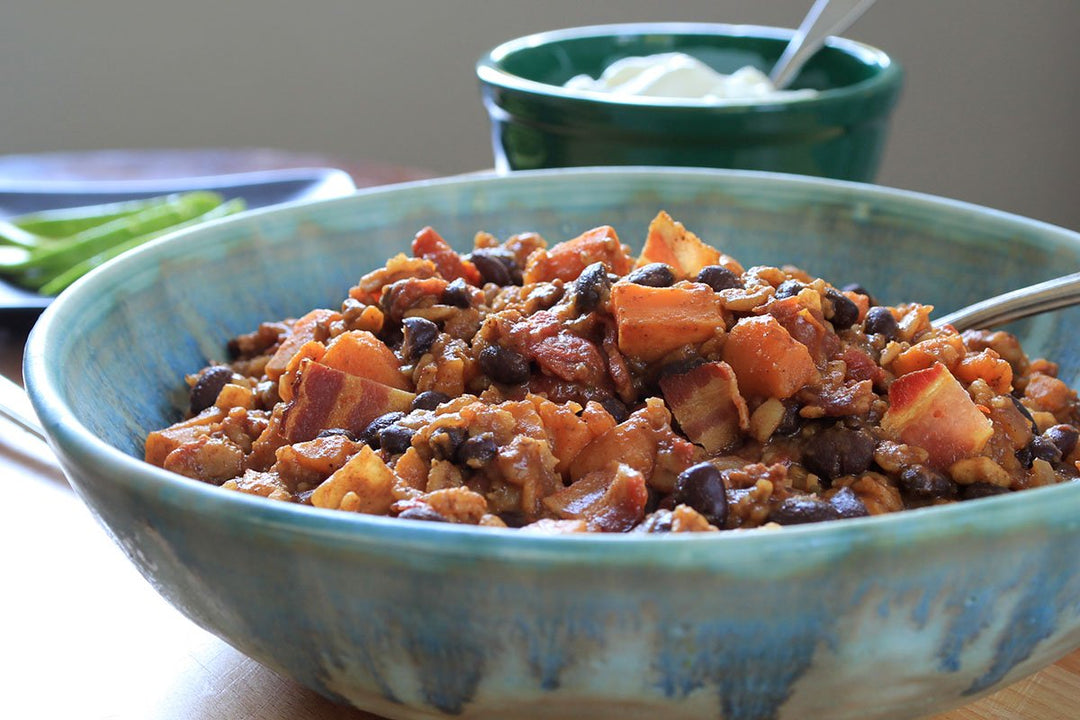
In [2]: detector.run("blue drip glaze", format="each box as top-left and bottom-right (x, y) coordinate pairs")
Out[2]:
(965, 541), (1080, 695)
(655, 612), (831, 720)
(403, 628), (485, 715)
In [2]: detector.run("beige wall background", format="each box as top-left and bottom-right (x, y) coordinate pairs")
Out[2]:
(2, 1), (1078, 229)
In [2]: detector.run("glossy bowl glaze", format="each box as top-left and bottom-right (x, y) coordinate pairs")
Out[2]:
(24, 168), (1080, 720)
(477, 23), (903, 181)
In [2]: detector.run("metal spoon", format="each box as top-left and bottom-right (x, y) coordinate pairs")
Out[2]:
(4, 271), (1080, 444)
(770, 0), (881, 89)
(933, 271), (1080, 332)
(0, 372), (45, 440)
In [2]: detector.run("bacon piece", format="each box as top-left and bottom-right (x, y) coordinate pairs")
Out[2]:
(660, 361), (749, 453)
(543, 463), (648, 532)
(283, 360), (415, 443)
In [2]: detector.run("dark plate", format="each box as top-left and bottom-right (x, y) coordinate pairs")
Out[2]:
(0, 167), (356, 317)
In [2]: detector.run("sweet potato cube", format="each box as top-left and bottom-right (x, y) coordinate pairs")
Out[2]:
(639, 210), (724, 279)
(522, 225), (634, 284)
(720, 315), (819, 399)
(881, 362), (993, 469)
(890, 333), (966, 377)
(321, 330), (409, 390)
(660, 361), (749, 453)
(1024, 372), (1075, 415)
(311, 445), (396, 514)
(954, 349), (1013, 395)
(412, 226), (481, 285)
(610, 282), (724, 362)
(144, 406), (226, 467)
(529, 395), (595, 475)
(283, 360), (415, 442)
(265, 308), (340, 381)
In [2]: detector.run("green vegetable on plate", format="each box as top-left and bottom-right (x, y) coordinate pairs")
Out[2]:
(0, 191), (245, 294)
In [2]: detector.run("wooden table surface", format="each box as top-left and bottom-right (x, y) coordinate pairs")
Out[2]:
(3, 152), (1080, 719)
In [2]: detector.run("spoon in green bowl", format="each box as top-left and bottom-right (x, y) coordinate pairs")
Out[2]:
(770, 0), (881, 89)
(3, 272), (1080, 445)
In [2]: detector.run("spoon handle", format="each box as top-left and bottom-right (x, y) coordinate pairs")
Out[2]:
(770, 0), (880, 89)
(0, 372), (46, 441)
(933, 271), (1080, 333)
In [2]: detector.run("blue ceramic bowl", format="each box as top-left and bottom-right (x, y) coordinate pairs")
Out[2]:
(24, 169), (1080, 720)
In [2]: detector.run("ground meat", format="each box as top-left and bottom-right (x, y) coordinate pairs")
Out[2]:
(146, 212), (1080, 532)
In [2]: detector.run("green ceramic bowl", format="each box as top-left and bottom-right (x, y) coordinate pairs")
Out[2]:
(24, 169), (1080, 720)
(477, 23), (903, 181)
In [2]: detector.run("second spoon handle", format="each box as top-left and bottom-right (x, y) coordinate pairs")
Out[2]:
(770, 0), (880, 89)
(933, 272), (1080, 333)
(0, 372), (45, 441)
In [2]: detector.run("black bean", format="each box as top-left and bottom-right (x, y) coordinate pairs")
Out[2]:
(412, 390), (450, 411)
(397, 505), (448, 523)
(572, 261), (611, 313)
(190, 365), (233, 413)
(638, 509), (674, 533)
(1045, 424), (1080, 458)
(441, 278), (472, 308)
(528, 283), (564, 310)
(829, 486), (870, 519)
(360, 412), (405, 448)
(1015, 444), (1033, 469)
(627, 263), (676, 288)
(826, 288), (859, 330)
(802, 426), (877, 481)
(644, 486), (663, 515)
(316, 427), (359, 442)
(456, 433), (498, 468)
(599, 396), (630, 424)
(863, 306), (899, 340)
(696, 265), (742, 291)
(379, 424), (415, 455)
(491, 247), (525, 284)
(961, 482), (1010, 500)
(842, 283), (876, 307)
(775, 401), (803, 436)
(1029, 435), (1063, 465)
(774, 279), (804, 299)
(470, 248), (514, 286)
(498, 511), (528, 528)
(401, 316), (439, 362)
(478, 345), (530, 385)
(1010, 395), (1039, 435)
(429, 426), (467, 461)
(769, 496), (840, 525)
(381, 324), (404, 352)
(898, 464), (958, 500)
(672, 462), (728, 527)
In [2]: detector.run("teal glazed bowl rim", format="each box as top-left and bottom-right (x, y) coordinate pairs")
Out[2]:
(22, 167), (1080, 566)
(475, 22), (903, 112)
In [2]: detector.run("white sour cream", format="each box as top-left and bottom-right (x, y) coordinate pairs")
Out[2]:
(564, 52), (817, 103)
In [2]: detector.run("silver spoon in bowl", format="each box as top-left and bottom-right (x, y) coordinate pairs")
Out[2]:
(770, 0), (881, 90)
(3, 271), (1080, 444)
(932, 271), (1080, 332)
